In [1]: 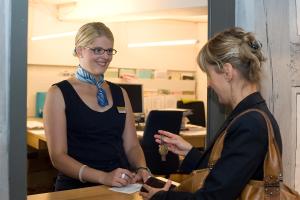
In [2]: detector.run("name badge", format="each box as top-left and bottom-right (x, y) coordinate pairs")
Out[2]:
(117, 106), (126, 113)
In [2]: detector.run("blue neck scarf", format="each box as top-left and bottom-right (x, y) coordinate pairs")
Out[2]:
(75, 66), (108, 107)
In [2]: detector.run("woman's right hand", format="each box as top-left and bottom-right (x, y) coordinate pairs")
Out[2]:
(101, 168), (134, 187)
(154, 130), (193, 156)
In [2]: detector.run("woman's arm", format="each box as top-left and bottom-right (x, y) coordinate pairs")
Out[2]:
(121, 88), (150, 182)
(143, 112), (269, 200)
(44, 85), (133, 187)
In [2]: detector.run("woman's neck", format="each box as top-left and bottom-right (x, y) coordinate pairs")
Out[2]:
(230, 83), (258, 109)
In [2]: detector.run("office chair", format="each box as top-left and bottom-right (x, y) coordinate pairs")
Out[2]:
(177, 100), (206, 127)
(141, 110), (183, 176)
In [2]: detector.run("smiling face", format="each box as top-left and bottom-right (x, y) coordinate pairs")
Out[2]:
(77, 36), (114, 77)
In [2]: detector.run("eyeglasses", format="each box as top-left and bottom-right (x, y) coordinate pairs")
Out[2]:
(85, 47), (117, 55)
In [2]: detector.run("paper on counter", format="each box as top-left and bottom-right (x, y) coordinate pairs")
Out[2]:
(109, 183), (142, 194)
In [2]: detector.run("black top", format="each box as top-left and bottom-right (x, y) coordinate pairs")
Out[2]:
(54, 80), (130, 191)
(152, 92), (282, 200)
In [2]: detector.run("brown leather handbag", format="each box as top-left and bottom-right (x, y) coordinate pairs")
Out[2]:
(176, 109), (300, 200)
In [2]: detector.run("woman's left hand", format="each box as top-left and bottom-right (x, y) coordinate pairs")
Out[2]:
(139, 180), (172, 200)
(132, 168), (151, 183)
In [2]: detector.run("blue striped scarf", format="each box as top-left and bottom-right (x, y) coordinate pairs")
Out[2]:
(75, 66), (108, 107)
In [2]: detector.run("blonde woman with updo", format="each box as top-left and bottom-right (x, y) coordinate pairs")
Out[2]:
(140, 27), (283, 200)
(44, 22), (150, 191)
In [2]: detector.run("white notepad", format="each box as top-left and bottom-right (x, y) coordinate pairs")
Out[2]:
(109, 183), (143, 194)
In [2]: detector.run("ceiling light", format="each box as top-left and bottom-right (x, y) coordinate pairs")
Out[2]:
(128, 39), (198, 48)
(31, 31), (77, 41)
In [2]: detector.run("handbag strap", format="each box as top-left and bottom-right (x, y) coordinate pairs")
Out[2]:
(253, 109), (283, 182)
(208, 109), (255, 167)
(208, 109), (283, 182)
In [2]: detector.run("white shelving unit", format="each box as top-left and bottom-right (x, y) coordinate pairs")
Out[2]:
(107, 77), (197, 115)
(107, 78), (196, 94)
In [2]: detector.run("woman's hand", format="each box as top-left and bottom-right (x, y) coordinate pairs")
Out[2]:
(140, 180), (172, 200)
(154, 130), (193, 156)
(101, 168), (134, 187)
(132, 168), (151, 183)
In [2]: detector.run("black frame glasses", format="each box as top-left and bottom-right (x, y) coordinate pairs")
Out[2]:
(85, 47), (117, 55)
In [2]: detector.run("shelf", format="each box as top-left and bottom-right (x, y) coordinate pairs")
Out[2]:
(106, 78), (196, 93)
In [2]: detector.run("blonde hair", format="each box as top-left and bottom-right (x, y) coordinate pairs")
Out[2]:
(73, 22), (114, 57)
(198, 27), (266, 84)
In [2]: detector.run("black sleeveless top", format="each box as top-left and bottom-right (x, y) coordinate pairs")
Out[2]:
(55, 80), (130, 172)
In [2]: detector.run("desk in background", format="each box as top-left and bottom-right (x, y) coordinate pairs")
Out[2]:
(179, 124), (206, 148)
(27, 129), (48, 150)
(137, 124), (206, 148)
(27, 118), (47, 150)
(27, 185), (142, 200)
(27, 119), (57, 195)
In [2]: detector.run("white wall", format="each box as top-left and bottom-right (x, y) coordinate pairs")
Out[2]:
(27, 65), (75, 117)
(196, 22), (208, 114)
(27, 3), (208, 117)
(27, 3), (81, 66)
(28, 3), (202, 70)
(112, 20), (199, 70)
(56, 0), (208, 21)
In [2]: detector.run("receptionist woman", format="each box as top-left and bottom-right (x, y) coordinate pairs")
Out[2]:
(43, 22), (150, 191)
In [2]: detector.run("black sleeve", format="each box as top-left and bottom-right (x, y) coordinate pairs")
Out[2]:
(179, 148), (204, 173)
(150, 112), (268, 200)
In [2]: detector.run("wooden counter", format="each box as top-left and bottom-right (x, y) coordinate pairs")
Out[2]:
(27, 185), (142, 200)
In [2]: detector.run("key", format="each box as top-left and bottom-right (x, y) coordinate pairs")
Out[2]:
(159, 135), (168, 161)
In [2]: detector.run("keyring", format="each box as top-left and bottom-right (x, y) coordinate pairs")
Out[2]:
(161, 135), (164, 143)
